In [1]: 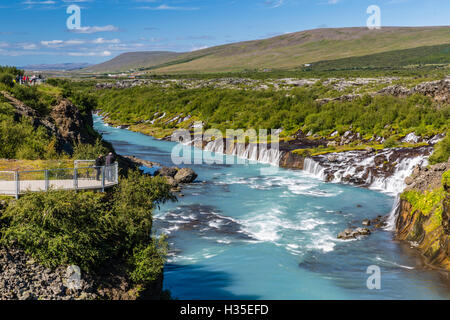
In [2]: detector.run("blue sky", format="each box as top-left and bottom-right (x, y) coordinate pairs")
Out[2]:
(0, 0), (449, 66)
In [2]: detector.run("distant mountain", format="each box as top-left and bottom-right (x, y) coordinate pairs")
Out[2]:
(22, 63), (92, 71)
(83, 51), (182, 73)
(85, 26), (450, 74)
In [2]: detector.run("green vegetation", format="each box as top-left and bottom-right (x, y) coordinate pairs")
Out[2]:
(0, 171), (175, 285)
(46, 78), (98, 116)
(0, 71), (105, 161)
(401, 188), (445, 217)
(443, 170), (450, 189)
(94, 85), (449, 141)
(72, 139), (110, 160)
(0, 66), (23, 88)
(0, 101), (58, 159)
(310, 44), (450, 71)
(401, 169), (449, 234)
(429, 134), (450, 164)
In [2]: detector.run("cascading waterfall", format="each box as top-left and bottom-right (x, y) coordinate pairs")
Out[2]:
(176, 127), (429, 229)
(385, 196), (402, 231)
(371, 156), (428, 194)
(304, 152), (428, 231)
(303, 158), (326, 180)
(303, 154), (427, 194)
(201, 139), (281, 166)
(302, 153), (429, 230)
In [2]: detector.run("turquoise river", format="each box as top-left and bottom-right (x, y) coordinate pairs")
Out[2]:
(94, 115), (450, 300)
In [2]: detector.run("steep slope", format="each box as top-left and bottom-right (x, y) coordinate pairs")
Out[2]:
(396, 161), (450, 270)
(86, 26), (450, 74)
(83, 51), (182, 73)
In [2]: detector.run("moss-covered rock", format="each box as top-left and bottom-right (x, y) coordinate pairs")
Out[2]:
(396, 168), (450, 270)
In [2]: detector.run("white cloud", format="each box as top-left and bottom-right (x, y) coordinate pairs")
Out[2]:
(22, 0), (56, 4)
(70, 25), (119, 34)
(92, 38), (121, 44)
(137, 4), (199, 10)
(264, 0), (284, 8)
(68, 50), (112, 57)
(21, 43), (38, 50)
(41, 40), (64, 47)
(40, 38), (121, 47)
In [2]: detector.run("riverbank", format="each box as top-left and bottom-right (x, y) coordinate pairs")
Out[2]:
(395, 160), (450, 271)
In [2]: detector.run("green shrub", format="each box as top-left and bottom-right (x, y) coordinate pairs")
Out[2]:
(93, 84), (449, 140)
(383, 136), (400, 148)
(10, 85), (52, 115)
(128, 238), (167, 284)
(0, 171), (175, 283)
(429, 135), (450, 164)
(0, 112), (55, 159)
(442, 170), (450, 190)
(0, 73), (14, 87)
(72, 139), (110, 160)
(0, 190), (110, 271)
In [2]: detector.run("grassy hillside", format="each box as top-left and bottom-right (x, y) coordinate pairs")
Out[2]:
(310, 44), (450, 71)
(86, 26), (450, 74)
(84, 51), (182, 73)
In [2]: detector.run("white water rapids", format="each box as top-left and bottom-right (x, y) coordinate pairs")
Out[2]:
(302, 150), (429, 230)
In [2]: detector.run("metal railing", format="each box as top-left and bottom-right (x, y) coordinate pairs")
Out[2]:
(0, 161), (119, 198)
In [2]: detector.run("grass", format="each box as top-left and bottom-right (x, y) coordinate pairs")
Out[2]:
(310, 44), (450, 71)
(0, 159), (73, 172)
(151, 27), (450, 74)
(82, 27), (450, 75)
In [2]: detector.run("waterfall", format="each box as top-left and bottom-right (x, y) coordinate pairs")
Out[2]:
(302, 152), (429, 231)
(370, 156), (427, 195)
(302, 158), (326, 180)
(201, 139), (281, 166)
(385, 196), (401, 231)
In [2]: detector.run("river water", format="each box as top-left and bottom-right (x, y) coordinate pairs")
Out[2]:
(94, 115), (449, 300)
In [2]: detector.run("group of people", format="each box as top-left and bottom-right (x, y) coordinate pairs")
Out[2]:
(95, 152), (116, 181)
(14, 74), (43, 85)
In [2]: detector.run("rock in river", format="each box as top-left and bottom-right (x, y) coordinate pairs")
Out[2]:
(174, 168), (198, 184)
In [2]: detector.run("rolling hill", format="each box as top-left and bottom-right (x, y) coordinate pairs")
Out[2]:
(83, 51), (182, 73)
(85, 26), (450, 74)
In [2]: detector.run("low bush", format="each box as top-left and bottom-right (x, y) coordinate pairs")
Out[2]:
(0, 170), (175, 285)
(429, 134), (450, 164)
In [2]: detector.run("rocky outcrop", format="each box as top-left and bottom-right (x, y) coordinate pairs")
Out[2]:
(395, 159), (450, 270)
(337, 227), (371, 240)
(377, 80), (450, 103)
(118, 155), (197, 190)
(279, 152), (305, 169)
(317, 79), (450, 105)
(50, 99), (96, 153)
(337, 216), (387, 240)
(1, 91), (97, 154)
(0, 246), (163, 300)
(173, 168), (198, 184)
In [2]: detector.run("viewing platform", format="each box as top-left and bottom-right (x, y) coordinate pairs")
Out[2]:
(0, 161), (119, 198)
